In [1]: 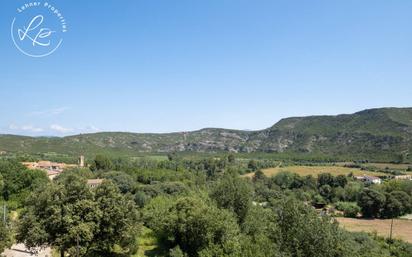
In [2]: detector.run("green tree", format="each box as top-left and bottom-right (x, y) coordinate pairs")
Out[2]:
(357, 189), (386, 218)
(16, 174), (139, 257)
(92, 182), (140, 255)
(318, 173), (334, 187)
(168, 152), (178, 161)
(101, 171), (135, 193)
(319, 184), (333, 202)
(381, 193), (402, 219)
(134, 191), (148, 208)
(227, 154), (235, 163)
(0, 174), (4, 200)
(343, 182), (363, 202)
(247, 160), (258, 172)
(91, 155), (113, 171)
(0, 221), (12, 253)
(0, 160), (48, 204)
(273, 197), (350, 257)
(252, 170), (267, 183)
(239, 206), (281, 257)
(335, 202), (361, 218)
(144, 196), (241, 257)
(390, 191), (412, 215)
(142, 196), (175, 241)
(312, 194), (327, 206)
(334, 175), (348, 188)
(272, 171), (297, 190)
(16, 175), (100, 256)
(210, 175), (252, 223)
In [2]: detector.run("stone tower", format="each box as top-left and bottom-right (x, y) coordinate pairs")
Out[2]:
(79, 155), (85, 168)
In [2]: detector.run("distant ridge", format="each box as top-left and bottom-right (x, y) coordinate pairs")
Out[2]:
(1, 107), (411, 161)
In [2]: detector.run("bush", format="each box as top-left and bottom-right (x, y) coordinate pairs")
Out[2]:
(312, 194), (327, 208)
(335, 202), (361, 218)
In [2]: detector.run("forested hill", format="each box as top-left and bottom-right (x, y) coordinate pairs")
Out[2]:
(1, 107), (411, 161)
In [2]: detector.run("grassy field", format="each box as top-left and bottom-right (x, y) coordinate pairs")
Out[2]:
(131, 155), (169, 161)
(243, 165), (388, 178)
(134, 227), (167, 257)
(337, 218), (412, 243)
(364, 163), (411, 170)
(335, 162), (411, 171)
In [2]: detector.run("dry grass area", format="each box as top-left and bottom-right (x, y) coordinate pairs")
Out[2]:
(243, 165), (387, 178)
(336, 162), (411, 171)
(337, 218), (412, 243)
(364, 163), (411, 170)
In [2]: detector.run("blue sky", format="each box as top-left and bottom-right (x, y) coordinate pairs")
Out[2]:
(1, 0), (412, 136)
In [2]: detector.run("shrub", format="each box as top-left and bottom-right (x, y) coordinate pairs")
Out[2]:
(335, 202), (361, 218)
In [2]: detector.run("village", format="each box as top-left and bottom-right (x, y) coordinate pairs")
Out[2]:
(21, 156), (103, 187)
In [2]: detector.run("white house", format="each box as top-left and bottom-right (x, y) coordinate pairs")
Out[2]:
(355, 175), (382, 184)
(394, 175), (412, 180)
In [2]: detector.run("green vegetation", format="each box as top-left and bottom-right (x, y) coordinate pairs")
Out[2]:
(252, 167), (412, 220)
(0, 160), (49, 209)
(16, 174), (139, 257)
(0, 160), (50, 252)
(335, 202), (361, 218)
(1, 152), (412, 256)
(0, 221), (12, 253)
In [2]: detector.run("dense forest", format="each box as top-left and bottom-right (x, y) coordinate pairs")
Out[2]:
(0, 154), (412, 257)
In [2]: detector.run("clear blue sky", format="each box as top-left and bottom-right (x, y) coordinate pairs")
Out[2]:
(1, 0), (412, 136)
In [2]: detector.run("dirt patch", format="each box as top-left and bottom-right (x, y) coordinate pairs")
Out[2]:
(2, 244), (51, 257)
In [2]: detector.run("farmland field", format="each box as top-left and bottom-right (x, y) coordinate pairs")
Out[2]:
(337, 218), (412, 243)
(363, 163), (411, 170)
(243, 165), (388, 178)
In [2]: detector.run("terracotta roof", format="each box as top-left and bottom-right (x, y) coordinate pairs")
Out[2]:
(37, 161), (52, 166)
(47, 170), (61, 175)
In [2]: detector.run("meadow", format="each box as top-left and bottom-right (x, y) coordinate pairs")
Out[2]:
(244, 165), (388, 178)
(337, 218), (412, 243)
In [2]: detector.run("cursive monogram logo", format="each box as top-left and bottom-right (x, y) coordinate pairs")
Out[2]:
(11, 2), (68, 58)
(18, 15), (55, 47)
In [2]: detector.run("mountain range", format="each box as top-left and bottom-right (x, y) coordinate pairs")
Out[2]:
(1, 107), (411, 161)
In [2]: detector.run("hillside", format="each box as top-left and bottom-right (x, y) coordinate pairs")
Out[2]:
(0, 107), (411, 161)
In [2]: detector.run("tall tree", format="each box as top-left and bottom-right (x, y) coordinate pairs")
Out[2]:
(144, 196), (240, 257)
(16, 175), (100, 256)
(390, 191), (412, 215)
(273, 197), (350, 257)
(0, 221), (12, 253)
(381, 193), (402, 219)
(318, 173), (334, 187)
(92, 182), (140, 255)
(357, 188), (386, 218)
(210, 174), (252, 223)
(91, 155), (113, 171)
(16, 174), (139, 257)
